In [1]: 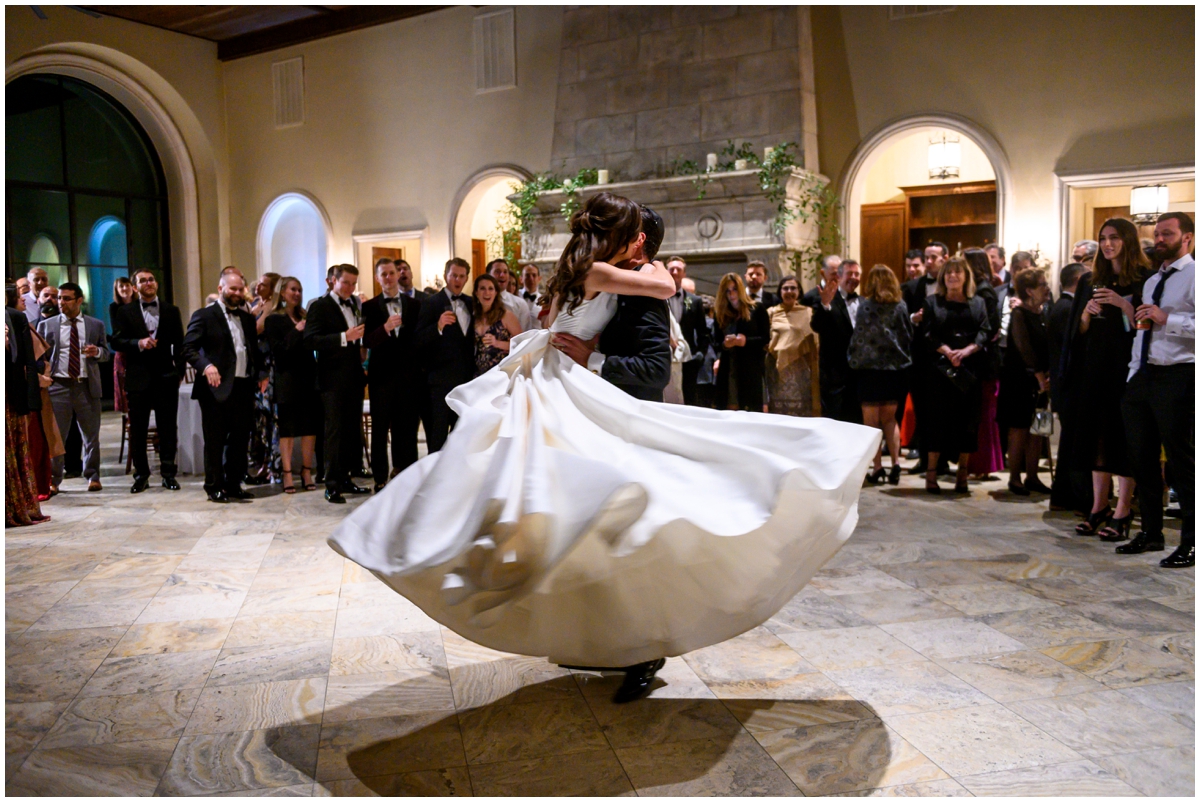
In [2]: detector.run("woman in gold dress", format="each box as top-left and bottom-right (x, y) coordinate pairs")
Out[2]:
(766, 275), (820, 416)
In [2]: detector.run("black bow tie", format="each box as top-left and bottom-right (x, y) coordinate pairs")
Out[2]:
(142, 300), (158, 309)
(451, 295), (463, 303)
(846, 292), (858, 301)
(523, 291), (536, 301)
(338, 297), (355, 308)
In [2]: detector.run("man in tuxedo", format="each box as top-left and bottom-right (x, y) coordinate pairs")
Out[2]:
(183, 272), (264, 503)
(903, 249), (924, 281)
(363, 258), (422, 491)
(111, 269), (185, 493)
(745, 260), (780, 308)
(416, 258), (474, 452)
(23, 267), (49, 324)
(551, 204), (672, 703)
(665, 256), (710, 406)
(1048, 262), (1090, 512)
(395, 259), (425, 300)
(38, 283), (110, 492)
(518, 263), (545, 329)
(487, 259), (534, 331)
(901, 242), (948, 473)
(807, 259), (862, 423)
(305, 264), (370, 503)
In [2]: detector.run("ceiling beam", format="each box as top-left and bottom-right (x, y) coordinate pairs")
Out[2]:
(217, 5), (447, 61)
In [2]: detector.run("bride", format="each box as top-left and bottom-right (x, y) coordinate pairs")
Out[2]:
(328, 192), (880, 690)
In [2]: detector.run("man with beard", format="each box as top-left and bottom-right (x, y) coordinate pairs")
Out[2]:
(1118, 212), (1194, 567)
(744, 261), (780, 308)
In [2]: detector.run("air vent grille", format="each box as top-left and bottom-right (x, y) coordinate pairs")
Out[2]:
(272, 57), (304, 128)
(474, 8), (516, 93)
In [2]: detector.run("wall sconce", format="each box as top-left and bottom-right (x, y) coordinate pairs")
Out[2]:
(928, 132), (960, 181)
(1130, 184), (1169, 225)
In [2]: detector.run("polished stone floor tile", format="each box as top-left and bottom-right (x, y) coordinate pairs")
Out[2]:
(84, 553), (185, 580)
(922, 581), (1054, 616)
(1093, 746), (1195, 797)
(1117, 681), (1194, 730)
(978, 606), (1125, 649)
(1041, 638), (1194, 688)
(763, 588), (873, 634)
(79, 648), (220, 697)
(186, 678), (326, 734)
(40, 689), (199, 748)
(938, 649), (1105, 702)
(755, 717), (950, 795)
(834, 589), (961, 625)
(1007, 690), (1194, 758)
(5, 700), (69, 757)
(774, 625), (926, 672)
(458, 696), (607, 764)
(1071, 598), (1196, 638)
(7, 737), (179, 796)
(682, 626), (817, 684)
(1140, 631), (1195, 663)
(314, 713), (465, 782)
(1014, 574), (1138, 605)
(332, 599), (441, 639)
(317, 767), (472, 796)
(330, 630), (446, 676)
(159, 724), (321, 795)
(824, 660), (992, 717)
(25, 598), (152, 632)
(705, 667), (859, 702)
(722, 698), (876, 734)
(955, 758), (1140, 796)
(5, 580), (81, 634)
(615, 730), (801, 796)
(809, 567), (916, 595)
(323, 670), (455, 723)
(468, 749), (631, 796)
(881, 617), (1027, 661)
(826, 777), (971, 796)
(877, 560), (990, 589)
(886, 703), (1083, 776)
(110, 617), (234, 657)
(6, 657), (109, 703)
(586, 695), (743, 748)
(572, 656), (712, 701)
(225, 611), (338, 648)
(207, 640), (333, 687)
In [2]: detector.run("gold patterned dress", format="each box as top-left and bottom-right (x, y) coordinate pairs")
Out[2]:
(766, 304), (820, 417)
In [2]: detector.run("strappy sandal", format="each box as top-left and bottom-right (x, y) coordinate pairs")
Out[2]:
(1076, 506), (1112, 537)
(282, 470), (296, 494)
(301, 465), (318, 492)
(1098, 513), (1133, 542)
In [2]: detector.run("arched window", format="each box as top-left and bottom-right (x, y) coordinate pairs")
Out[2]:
(257, 193), (329, 302)
(5, 73), (168, 332)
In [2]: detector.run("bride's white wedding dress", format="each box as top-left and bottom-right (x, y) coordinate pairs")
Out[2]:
(328, 292), (880, 666)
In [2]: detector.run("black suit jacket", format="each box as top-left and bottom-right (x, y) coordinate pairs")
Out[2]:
(416, 290), (475, 390)
(111, 299), (186, 392)
(598, 295), (672, 402)
(809, 290), (855, 382)
(677, 290), (710, 365)
(901, 276), (936, 321)
(183, 304), (263, 403)
(304, 294), (367, 393)
(5, 308), (39, 415)
(753, 290), (781, 309)
(1045, 294), (1074, 410)
(363, 293), (422, 389)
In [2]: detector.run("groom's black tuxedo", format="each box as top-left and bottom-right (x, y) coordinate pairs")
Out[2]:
(598, 295), (671, 402)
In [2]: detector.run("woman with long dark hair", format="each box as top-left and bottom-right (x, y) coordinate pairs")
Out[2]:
(110, 275), (136, 417)
(1061, 217), (1150, 540)
(765, 275), (820, 416)
(5, 284), (49, 526)
(263, 277), (320, 493)
(963, 247), (1005, 480)
(472, 273), (522, 376)
(713, 272), (769, 411)
(998, 268), (1051, 494)
(328, 191), (879, 702)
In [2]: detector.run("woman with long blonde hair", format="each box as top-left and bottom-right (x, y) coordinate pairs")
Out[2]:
(713, 272), (769, 411)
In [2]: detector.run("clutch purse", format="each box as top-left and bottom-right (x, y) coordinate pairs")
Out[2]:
(934, 355), (977, 394)
(1030, 394), (1054, 437)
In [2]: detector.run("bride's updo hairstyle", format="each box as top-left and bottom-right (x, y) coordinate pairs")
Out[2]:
(546, 191), (641, 312)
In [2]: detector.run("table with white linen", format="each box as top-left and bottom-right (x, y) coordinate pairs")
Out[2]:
(177, 383), (204, 474)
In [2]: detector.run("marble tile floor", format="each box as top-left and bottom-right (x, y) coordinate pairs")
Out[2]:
(5, 413), (1194, 796)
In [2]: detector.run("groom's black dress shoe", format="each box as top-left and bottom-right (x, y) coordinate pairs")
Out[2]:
(341, 482), (370, 495)
(1115, 531), (1165, 555)
(325, 488), (346, 504)
(613, 658), (666, 704)
(225, 486), (254, 502)
(130, 476), (150, 494)
(1160, 544), (1194, 568)
(161, 477), (180, 491)
(206, 490), (231, 503)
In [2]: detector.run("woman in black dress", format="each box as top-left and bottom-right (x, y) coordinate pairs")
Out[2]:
(963, 247), (1005, 480)
(263, 277), (321, 493)
(1061, 217), (1150, 541)
(110, 276), (137, 417)
(919, 257), (992, 494)
(997, 268), (1051, 495)
(713, 272), (769, 411)
(472, 273), (522, 376)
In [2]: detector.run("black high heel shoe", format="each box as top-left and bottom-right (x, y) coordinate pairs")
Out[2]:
(1075, 506), (1112, 537)
(888, 465), (902, 485)
(866, 467), (887, 485)
(1098, 514), (1133, 542)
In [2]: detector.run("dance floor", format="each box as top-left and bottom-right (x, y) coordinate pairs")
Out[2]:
(5, 413), (1194, 796)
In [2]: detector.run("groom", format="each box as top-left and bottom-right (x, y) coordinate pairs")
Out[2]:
(551, 205), (672, 702)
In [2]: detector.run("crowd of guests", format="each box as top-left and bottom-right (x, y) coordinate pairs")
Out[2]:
(5, 213), (1193, 568)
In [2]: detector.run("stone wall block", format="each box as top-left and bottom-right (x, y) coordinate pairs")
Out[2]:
(579, 35), (640, 81)
(768, 90), (802, 135)
(558, 47), (579, 85)
(562, 6), (610, 47)
(673, 6), (735, 27)
(637, 26), (703, 68)
(575, 113), (637, 156)
(702, 12), (774, 61)
(609, 6), (674, 34)
(770, 6), (799, 50)
(554, 80), (608, 123)
(701, 95), (771, 141)
(636, 105), (701, 149)
(606, 67), (671, 116)
(667, 59), (738, 106)
(552, 121), (577, 160)
(604, 148), (666, 182)
(736, 49), (801, 95)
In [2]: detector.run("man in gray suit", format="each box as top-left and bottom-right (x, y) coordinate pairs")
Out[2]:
(37, 282), (110, 492)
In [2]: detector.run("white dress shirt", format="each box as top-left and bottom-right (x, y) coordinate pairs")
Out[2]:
(54, 314), (88, 378)
(519, 288), (543, 329)
(380, 292), (402, 337)
(223, 305), (249, 378)
(821, 289), (860, 328)
(140, 297), (160, 339)
(501, 290), (532, 331)
(1128, 253), (1195, 380)
(445, 288), (470, 335)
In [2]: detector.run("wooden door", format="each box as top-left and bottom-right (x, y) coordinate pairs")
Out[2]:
(1093, 206), (1132, 239)
(471, 239), (487, 280)
(370, 246), (404, 297)
(861, 202), (907, 283)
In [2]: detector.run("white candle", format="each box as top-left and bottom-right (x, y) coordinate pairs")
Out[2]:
(706, 153), (718, 170)
(734, 159), (748, 170)
(597, 169), (609, 185)
(764, 146), (774, 159)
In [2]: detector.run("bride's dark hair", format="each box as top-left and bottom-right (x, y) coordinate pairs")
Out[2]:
(545, 191), (642, 312)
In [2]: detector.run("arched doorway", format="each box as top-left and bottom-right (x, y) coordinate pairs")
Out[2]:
(840, 114), (1012, 278)
(450, 165), (531, 280)
(5, 72), (170, 334)
(256, 192), (331, 303)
